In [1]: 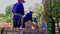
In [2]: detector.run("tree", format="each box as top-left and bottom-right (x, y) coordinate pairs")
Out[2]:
(47, 0), (60, 34)
(0, 5), (13, 22)
(5, 5), (13, 23)
(5, 5), (12, 16)
(36, 4), (44, 25)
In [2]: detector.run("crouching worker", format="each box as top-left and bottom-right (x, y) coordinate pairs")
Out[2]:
(12, 0), (25, 28)
(22, 11), (33, 28)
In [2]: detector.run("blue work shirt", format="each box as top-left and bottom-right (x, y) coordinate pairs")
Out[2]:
(12, 2), (24, 15)
(23, 11), (33, 22)
(12, 2), (24, 19)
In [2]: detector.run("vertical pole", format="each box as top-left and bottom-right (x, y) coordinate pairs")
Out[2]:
(43, 0), (48, 34)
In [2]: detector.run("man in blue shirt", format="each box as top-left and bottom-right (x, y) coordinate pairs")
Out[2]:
(22, 11), (33, 28)
(12, 0), (25, 28)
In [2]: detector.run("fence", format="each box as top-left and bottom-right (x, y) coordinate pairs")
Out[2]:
(0, 21), (47, 34)
(0, 28), (41, 34)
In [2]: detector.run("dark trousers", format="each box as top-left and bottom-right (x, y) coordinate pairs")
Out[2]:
(22, 22), (25, 28)
(13, 16), (21, 28)
(22, 17), (26, 28)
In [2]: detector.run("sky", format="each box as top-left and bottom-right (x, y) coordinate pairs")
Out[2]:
(0, 0), (42, 14)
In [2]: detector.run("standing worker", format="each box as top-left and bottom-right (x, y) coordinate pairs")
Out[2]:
(12, 0), (25, 28)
